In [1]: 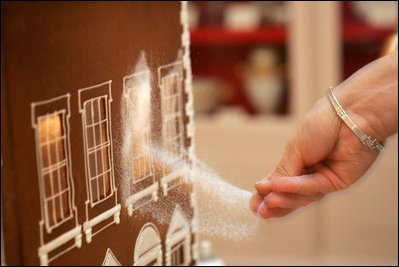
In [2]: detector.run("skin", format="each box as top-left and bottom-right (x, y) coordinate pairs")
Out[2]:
(249, 50), (398, 219)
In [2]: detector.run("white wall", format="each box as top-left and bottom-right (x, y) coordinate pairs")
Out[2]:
(195, 114), (398, 266)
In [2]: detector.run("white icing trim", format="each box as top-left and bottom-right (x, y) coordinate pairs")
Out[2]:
(102, 248), (121, 266)
(78, 81), (116, 207)
(78, 81), (120, 243)
(38, 225), (82, 266)
(122, 70), (158, 215)
(157, 61), (184, 88)
(83, 204), (121, 244)
(134, 245), (161, 266)
(160, 167), (189, 196)
(134, 223), (162, 266)
(181, 1), (200, 260)
(165, 204), (191, 266)
(36, 111), (74, 233)
(124, 70), (147, 96)
(180, 1), (196, 160)
(31, 94), (82, 265)
(125, 183), (159, 216)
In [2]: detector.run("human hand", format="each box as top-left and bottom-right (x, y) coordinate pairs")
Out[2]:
(249, 50), (398, 219)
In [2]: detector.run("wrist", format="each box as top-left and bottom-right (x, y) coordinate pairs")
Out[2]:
(333, 53), (398, 142)
(334, 85), (397, 143)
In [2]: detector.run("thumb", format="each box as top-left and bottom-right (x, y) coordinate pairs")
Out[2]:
(255, 139), (304, 195)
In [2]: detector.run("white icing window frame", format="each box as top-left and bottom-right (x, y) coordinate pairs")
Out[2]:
(123, 71), (159, 216)
(82, 96), (114, 206)
(31, 94), (82, 266)
(158, 61), (188, 196)
(165, 205), (191, 266)
(37, 110), (74, 232)
(133, 223), (162, 266)
(78, 81), (120, 244)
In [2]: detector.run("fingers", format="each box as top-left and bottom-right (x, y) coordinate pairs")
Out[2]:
(270, 175), (323, 196)
(251, 192), (323, 219)
(257, 205), (293, 219)
(249, 192), (263, 213)
(263, 192), (322, 210)
(255, 178), (272, 195)
(251, 172), (333, 219)
(271, 139), (304, 178)
(253, 138), (305, 195)
(256, 172), (336, 198)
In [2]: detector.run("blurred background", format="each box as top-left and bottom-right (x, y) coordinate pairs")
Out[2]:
(190, 1), (398, 266)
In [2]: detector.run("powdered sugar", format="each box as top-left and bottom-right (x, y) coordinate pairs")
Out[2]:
(192, 157), (260, 240)
(118, 51), (259, 243)
(142, 146), (260, 241)
(119, 52), (153, 201)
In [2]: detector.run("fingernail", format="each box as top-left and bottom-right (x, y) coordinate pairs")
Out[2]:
(256, 179), (270, 185)
(256, 202), (265, 217)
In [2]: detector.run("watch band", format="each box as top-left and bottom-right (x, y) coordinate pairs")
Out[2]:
(327, 86), (384, 153)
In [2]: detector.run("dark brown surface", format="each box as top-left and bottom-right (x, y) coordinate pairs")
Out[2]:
(1, 2), (195, 265)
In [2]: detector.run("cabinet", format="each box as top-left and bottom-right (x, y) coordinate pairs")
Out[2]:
(190, 1), (396, 117)
(192, 1), (397, 265)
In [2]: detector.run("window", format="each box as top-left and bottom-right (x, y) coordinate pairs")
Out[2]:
(171, 242), (185, 266)
(32, 94), (82, 266)
(158, 62), (188, 196)
(124, 76), (154, 183)
(38, 112), (72, 230)
(162, 73), (184, 163)
(83, 96), (113, 204)
(78, 80), (120, 244)
(134, 223), (162, 266)
(123, 71), (158, 216)
(131, 133), (152, 182)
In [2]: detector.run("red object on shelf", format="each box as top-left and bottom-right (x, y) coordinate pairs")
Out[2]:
(190, 22), (394, 46)
(342, 21), (396, 44)
(190, 26), (287, 46)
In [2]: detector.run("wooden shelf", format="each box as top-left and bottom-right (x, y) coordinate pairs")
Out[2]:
(190, 22), (395, 46)
(190, 26), (287, 46)
(342, 21), (396, 44)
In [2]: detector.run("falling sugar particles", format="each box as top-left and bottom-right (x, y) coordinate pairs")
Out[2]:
(138, 146), (261, 241)
(118, 52), (260, 241)
(190, 155), (261, 241)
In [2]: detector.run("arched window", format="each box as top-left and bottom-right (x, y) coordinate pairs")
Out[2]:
(134, 223), (162, 266)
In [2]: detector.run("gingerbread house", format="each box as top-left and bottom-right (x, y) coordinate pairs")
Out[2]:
(1, 2), (198, 265)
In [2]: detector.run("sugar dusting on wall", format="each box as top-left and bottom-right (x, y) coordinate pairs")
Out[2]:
(190, 156), (260, 240)
(119, 52), (153, 202)
(143, 147), (260, 241)
(119, 51), (259, 241)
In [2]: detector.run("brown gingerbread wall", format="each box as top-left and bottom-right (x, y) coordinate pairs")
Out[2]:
(1, 2), (196, 265)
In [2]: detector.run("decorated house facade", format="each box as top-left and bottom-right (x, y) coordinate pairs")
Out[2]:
(1, 2), (198, 266)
